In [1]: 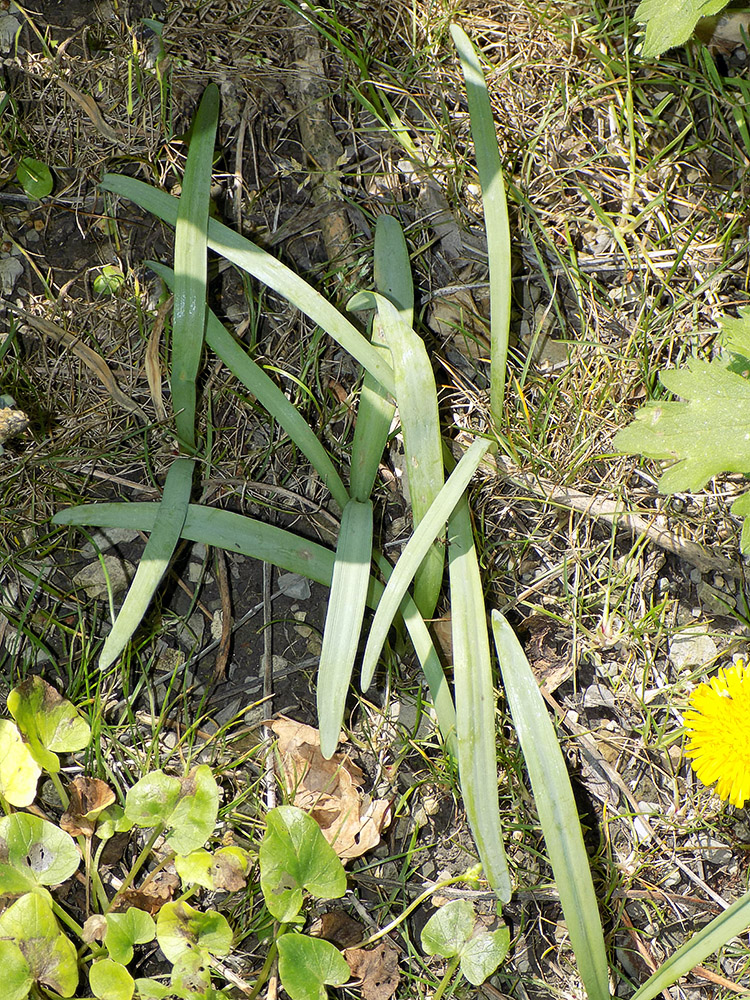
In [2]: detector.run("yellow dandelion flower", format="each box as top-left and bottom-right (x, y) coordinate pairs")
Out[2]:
(684, 659), (750, 808)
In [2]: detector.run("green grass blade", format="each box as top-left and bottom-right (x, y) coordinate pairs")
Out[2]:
(100, 174), (395, 397)
(98, 458), (194, 671)
(149, 260), (349, 511)
(171, 82), (218, 449)
(376, 292), (444, 620)
(448, 500), (511, 901)
(318, 499), (373, 758)
(361, 437), (490, 690)
(450, 24), (511, 430)
(491, 610), (610, 1000)
(630, 890), (750, 1000)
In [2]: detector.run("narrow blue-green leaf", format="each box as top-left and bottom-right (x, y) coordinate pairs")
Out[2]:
(361, 437), (490, 690)
(318, 499), (373, 758)
(349, 316), (394, 503)
(150, 260), (349, 511)
(491, 611), (610, 999)
(100, 174), (395, 397)
(450, 24), (511, 429)
(349, 215), (407, 502)
(54, 502), (336, 588)
(630, 890), (750, 1000)
(172, 83), (218, 448)
(99, 458), (193, 671)
(376, 292), (444, 620)
(448, 501), (510, 901)
(373, 214), (413, 324)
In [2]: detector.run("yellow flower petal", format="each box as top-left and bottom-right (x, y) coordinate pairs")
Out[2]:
(684, 659), (750, 808)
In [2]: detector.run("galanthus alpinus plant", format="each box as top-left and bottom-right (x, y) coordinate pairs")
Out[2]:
(53, 27), (515, 909)
(0, 675), (511, 1000)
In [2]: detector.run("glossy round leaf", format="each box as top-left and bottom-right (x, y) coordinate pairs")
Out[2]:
(105, 909), (156, 965)
(0, 938), (33, 1000)
(421, 899), (475, 958)
(276, 933), (350, 1000)
(460, 926), (510, 985)
(0, 892), (78, 997)
(17, 157), (53, 199)
(124, 771), (180, 828)
(260, 806), (346, 922)
(175, 846), (249, 891)
(7, 676), (90, 774)
(165, 765), (219, 855)
(89, 959), (135, 1000)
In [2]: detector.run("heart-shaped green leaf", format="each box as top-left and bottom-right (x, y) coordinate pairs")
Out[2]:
(7, 677), (90, 774)
(0, 892), (78, 997)
(459, 926), (510, 985)
(0, 719), (42, 807)
(124, 766), (218, 855)
(421, 899), (475, 959)
(105, 909), (156, 965)
(165, 765), (219, 855)
(124, 771), (181, 827)
(0, 813), (80, 885)
(175, 846), (250, 891)
(259, 806), (346, 922)
(17, 157), (53, 199)
(276, 933), (350, 1000)
(421, 899), (509, 986)
(0, 938), (32, 1000)
(156, 902), (232, 963)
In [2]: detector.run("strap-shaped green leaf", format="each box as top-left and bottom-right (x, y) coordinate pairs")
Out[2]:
(349, 215), (407, 502)
(361, 437), (490, 690)
(630, 889), (750, 1000)
(450, 25), (511, 428)
(171, 82), (218, 448)
(375, 292), (444, 620)
(491, 610), (610, 1000)
(317, 498), (373, 758)
(99, 457), (194, 670)
(448, 501), (510, 901)
(54, 501), (456, 751)
(150, 260), (349, 511)
(100, 174), (395, 396)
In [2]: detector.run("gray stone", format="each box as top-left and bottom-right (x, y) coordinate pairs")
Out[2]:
(693, 833), (733, 866)
(79, 528), (140, 558)
(583, 683), (616, 710)
(277, 572), (311, 600)
(668, 626), (718, 671)
(72, 554), (134, 599)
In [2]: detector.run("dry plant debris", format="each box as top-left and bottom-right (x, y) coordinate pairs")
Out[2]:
(271, 717), (391, 861)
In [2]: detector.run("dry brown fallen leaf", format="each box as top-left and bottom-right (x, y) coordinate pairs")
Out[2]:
(270, 717), (391, 861)
(60, 776), (116, 838)
(345, 941), (401, 1000)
